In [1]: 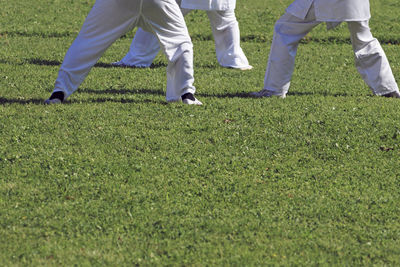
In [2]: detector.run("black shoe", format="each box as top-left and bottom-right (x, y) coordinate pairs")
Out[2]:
(181, 93), (202, 105)
(44, 91), (64, 104)
(382, 91), (400, 98)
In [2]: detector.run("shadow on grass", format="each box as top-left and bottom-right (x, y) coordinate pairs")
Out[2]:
(78, 97), (167, 105)
(1, 57), (223, 70)
(0, 96), (166, 105)
(290, 91), (350, 97)
(27, 58), (61, 66)
(80, 88), (164, 96)
(0, 91), (354, 106)
(3, 30), (400, 44)
(0, 97), (44, 105)
(80, 87), (253, 99)
(200, 91), (254, 98)
(0, 58), (167, 69)
(25, 58), (168, 69)
(79, 88), (351, 99)
(2, 58), (217, 69)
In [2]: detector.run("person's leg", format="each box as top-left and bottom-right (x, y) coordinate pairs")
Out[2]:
(47, 0), (141, 102)
(140, 0), (201, 104)
(251, 8), (320, 97)
(348, 21), (399, 97)
(114, 28), (161, 67)
(206, 10), (252, 70)
(113, 2), (192, 68)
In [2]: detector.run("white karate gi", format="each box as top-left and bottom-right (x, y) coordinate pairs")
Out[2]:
(262, 0), (398, 97)
(53, 0), (196, 102)
(116, 0), (251, 70)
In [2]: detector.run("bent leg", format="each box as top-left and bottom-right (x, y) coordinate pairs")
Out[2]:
(54, 0), (140, 99)
(348, 21), (399, 95)
(118, 28), (161, 67)
(207, 10), (251, 69)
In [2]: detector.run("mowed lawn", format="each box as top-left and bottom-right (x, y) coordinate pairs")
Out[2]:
(1, 0), (400, 265)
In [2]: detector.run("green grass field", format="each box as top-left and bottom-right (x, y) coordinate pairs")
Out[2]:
(1, 0), (400, 265)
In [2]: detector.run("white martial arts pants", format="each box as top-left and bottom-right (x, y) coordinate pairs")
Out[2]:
(264, 6), (399, 97)
(118, 9), (250, 69)
(53, 0), (195, 102)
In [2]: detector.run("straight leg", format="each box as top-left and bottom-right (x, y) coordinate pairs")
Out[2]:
(140, 0), (196, 102)
(53, 0), (141, 99)
(117, 28), (161, 67)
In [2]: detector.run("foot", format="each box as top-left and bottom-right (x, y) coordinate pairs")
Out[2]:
(44, 98), (62, 104)
(181, 93), (202, 105)
(238, 65), (253, 71)
(382, 91), (400, 98)
(249, 89), (286, 98)
(44, 91), (64, 104)
(227, 65), (253, 71)
(111, 61), (149, 68)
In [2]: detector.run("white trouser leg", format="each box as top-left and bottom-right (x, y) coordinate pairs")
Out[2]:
(54, 0), (195, 102)
(141, 0), (195, 101)
(54, 0), (141, 99)
(118, 5), (191, 67)
(207, 10), (251, 69)
(119, 28), (161, 67)
(263, 9), (320, 96)
(348, 21), (399, 95)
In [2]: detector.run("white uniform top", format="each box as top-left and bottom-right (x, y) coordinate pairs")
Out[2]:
(181, 0), (236, 11)
(287, 0), (371, 21)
